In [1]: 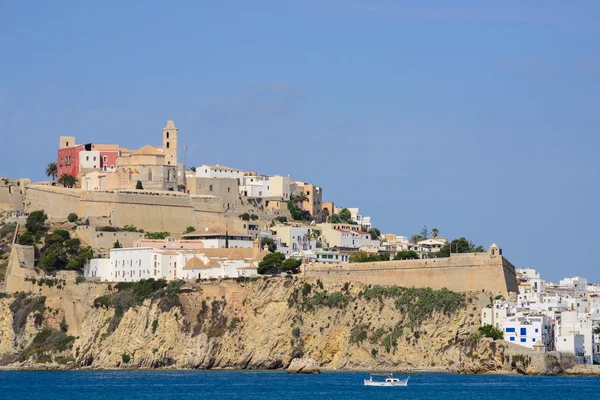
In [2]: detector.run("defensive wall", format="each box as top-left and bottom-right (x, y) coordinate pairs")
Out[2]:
(76, 226), (144, 256)
(5, 244), (110, 336)
(24, 185), (225, 234)
(24, 184), (292, 236)
(302, 250), (518, 296)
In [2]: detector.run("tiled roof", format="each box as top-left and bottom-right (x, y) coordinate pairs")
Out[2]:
(132, 145), (163, 156)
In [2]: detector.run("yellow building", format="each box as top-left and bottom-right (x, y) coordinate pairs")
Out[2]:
(292, 181), (323, 223)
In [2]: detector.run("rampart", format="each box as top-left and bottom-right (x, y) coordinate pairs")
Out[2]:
(5, 244), (110, 335)
(302, 251), (518, 296)
(24, 185), (225, 234)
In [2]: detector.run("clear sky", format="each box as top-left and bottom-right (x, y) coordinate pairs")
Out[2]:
(1, 1), (599, 282)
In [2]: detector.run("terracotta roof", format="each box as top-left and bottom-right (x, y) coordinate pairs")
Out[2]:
(159, 250), (178, 255)
(184, 256), (205, 269)
(132, 145), (164, 156)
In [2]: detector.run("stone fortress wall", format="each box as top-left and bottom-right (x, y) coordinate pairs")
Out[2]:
(24, 185), (225, 234)
(23, 184), (292, 235)
(302, 249), (518, 296)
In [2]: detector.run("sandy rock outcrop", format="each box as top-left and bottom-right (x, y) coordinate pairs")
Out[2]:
(0, 278), (510, 373)
(287, 358), (320, 374)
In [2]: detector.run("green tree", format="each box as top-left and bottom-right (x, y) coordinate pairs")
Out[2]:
(368, 228), (381, 240)
(410, 234), (423, 244)
(113, 240), (122, 249)
(45, 162), (58, 181)
(57, 173), (78, 188)
(327, 214), (341, 223)
(136, 180), (144, 190)
(432, 228), (439, 238)
(437, 237), (484, 258)
(338, 208), (353, 223)
(291, 192), (309, 208)
(184, 226), (196, 234)
(144, 232), (170, 240)
(260, 237), (277, 253)
(420, 225), (429, 240)
(257, 252), (286, 274)
(190, 166), (196, 172)
(281, 258), (302, 274)
(478, 324), (504, 340)
(349, 251), (388, 263)
(67, 213), (78, 223)
(394, 250), (420, 260)
(25, 210), (48, 236)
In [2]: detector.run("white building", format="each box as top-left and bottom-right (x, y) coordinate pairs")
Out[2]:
(502, 314), (551, 349)
(481, 302), (509, 330)
(559, 276), (588, 300)
(555, 333), (586, 364)
(79, 150), (101, 170)
(555, 311), (594, 364)
(333, 207), (372, 229)
(196, 164), (244, 183)
(85, 240), (268, 282)
(181, 228), (253, 248)
(270, 225), (317, 256)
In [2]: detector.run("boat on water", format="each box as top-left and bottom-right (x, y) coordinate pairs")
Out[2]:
(364, 373), (410, 387)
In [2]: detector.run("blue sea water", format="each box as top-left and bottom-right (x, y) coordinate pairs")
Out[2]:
(0, 370), (596, 400)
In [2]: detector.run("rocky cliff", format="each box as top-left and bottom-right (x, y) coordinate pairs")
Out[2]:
(0, 277), (518, 372)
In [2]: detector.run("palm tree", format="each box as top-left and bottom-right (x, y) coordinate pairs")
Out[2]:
(432, 228), (439, 238)
(291, 192), (309, 209)
(410, 234), (422, 244)
(58, 173), (78, 188)
(45, 162), (58, 181)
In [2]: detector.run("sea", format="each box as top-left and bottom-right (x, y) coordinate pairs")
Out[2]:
(0, 370), (596, 400)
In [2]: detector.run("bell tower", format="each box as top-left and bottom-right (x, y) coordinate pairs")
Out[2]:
(162, 120), (178, 166)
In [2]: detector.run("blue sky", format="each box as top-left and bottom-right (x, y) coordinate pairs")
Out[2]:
(1, 1), (599, 282)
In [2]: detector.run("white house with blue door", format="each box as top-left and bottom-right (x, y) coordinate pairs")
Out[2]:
(502, 314), (551, 349)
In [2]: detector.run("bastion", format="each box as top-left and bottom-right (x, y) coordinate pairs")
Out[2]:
(302, 244), (518, 296)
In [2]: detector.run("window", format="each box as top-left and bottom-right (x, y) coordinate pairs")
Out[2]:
(166, 142), (170, 148)
(535, 328), (539, 333)
(520, 338), (526, 343)
(505, 328), (515, 333)
(86, 156), (89, 161)
(93, 156), (96, 161)
(148, 170), (153, 181)
(510, 337), (515, 341)
(209, 185), (213, 192)
(166, 132), (169, 139)
(520, 327), (527, 335)
(103, 156), (107, 162)
(228, 187), (231, 193)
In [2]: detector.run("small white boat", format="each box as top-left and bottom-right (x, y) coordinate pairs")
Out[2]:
(364, 373), (409, 387)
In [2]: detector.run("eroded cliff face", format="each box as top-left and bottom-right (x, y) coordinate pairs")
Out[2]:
(0, 278), (507, 372)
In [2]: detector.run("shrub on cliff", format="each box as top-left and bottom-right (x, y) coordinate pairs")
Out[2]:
(144, 231), (170, 240)
(25, 210), (48, 237)
(478, 324), (503, 340)
(10, 293), (46, 336)
(21, 328), (75, 362)
(67, 213), (78, 223)
(281, 258), (302, 274)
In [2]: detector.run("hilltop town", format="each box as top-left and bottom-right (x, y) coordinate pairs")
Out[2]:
(0, 120), (598, 374)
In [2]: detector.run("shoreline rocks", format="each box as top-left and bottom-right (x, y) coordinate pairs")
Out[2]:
(287, 358), (320, 374)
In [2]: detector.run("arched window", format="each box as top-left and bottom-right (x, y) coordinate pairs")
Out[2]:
(148, 170), (153, 181)
(166, 132), (169, 139)
(166, 142), (170, 149)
